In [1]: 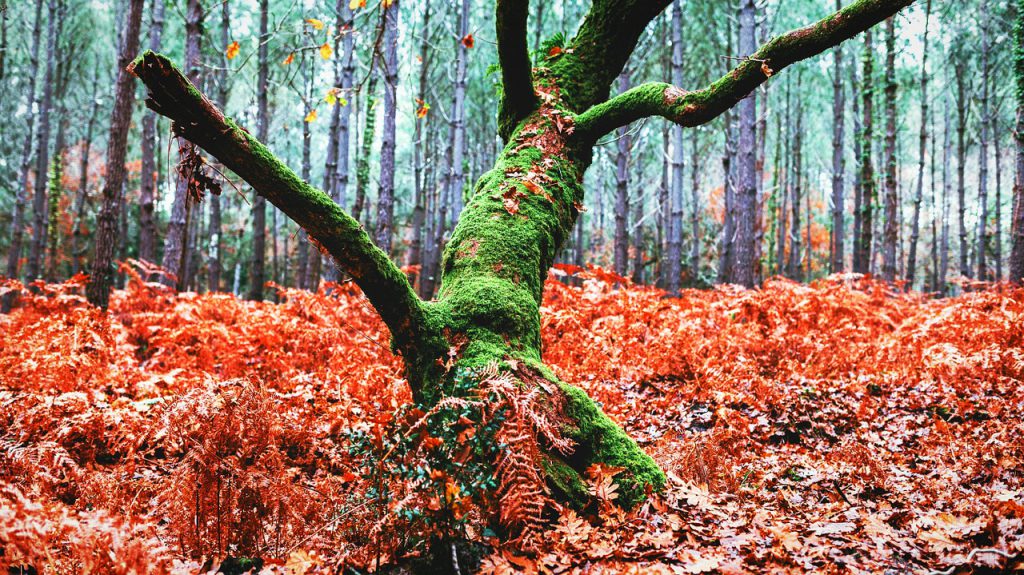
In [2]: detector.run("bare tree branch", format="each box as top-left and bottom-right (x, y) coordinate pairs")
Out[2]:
(573, 0), (915, 144)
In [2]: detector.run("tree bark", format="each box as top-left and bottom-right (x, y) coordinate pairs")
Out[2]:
(139, 0), (165, 266)
(323, 0), (356, 287)
(27, 0), (62, 282)
(297, 46), (315, 290)
(689, 128), (701, 279)
(777, 77), (791, 276)
(830, 0), (846, 274)
(408, 0), (432, 292)
(208, 0), (229, 292)
(850, 59), (862, 274)
(994, 113), (1003, 281)
(84, 0), (144, 308)
(955, 73), (970, 279)
(71, 69), (101, 276)
(248, 0), (269, 300)
(788, 91), (804, 280)
(443, 0), (471, 243)
(906, 0), (931, 286)
(881, 17), (898, 283)
(613, 72), (632, 279)
(1011, 0), (1024, 282)
(730, 0), (758, 287)
(853, 29), (875, 275)
(976, 9), (991, 281)
(352, 77), (377, 226)
(374, 0), (401, 253)
(940, 93), (952, 293)
(162, 0), (203, 291)
(45, 116), (67, 282)
(631, 155), (645, 284)
(664, 0), (684, 293)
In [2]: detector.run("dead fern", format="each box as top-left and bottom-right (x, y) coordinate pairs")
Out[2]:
(479, 365), (574, 538)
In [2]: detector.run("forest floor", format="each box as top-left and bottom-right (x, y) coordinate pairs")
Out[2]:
(0, 265), (1022, 574)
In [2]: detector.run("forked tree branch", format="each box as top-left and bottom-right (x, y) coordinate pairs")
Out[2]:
(572, 0), (915, 144)
(129, 51), (428, 356)
(556, 0), (673, 112)
(496, 0), (537, 139)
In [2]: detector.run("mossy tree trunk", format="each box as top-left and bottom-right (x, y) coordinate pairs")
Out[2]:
(128, 0), (915, 508)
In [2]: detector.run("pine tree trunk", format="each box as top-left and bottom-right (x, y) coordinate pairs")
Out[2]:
(297, 47), (315, 289)
(689, 129), (701, 279)
(3, 0), (43, 305)
(850, 61), (862, 274)
(248, 0), (269, 300)
(45, 117), (66, 282)
(731, 0), (757, 287)
(208, 0), (229, 292)
(805, 165), (812, 282)
(788, 94), (803, 279)
(906, 0), (931, 286)
(631, 158), (645, 284)
(84, 0), (144, 308)
(941, 94), (952, 292)
(664, 0), (684, 292)
(854, 30), (875, 275)
(976, 10), (991, 281)
(71, 70), (100, 276)
(139, 0), (165, 266)
(352, 78), (377, 225)
(830, 0), (846, 274)
(162, 0), (203, 290)
(374, 0), (400, 253)
(778, 78), (791, 276)
(613, 72), (631, 279)
(27, 0), (61, 282)
(881, 17), (898, 283)
(994, 114), (1003, 281)
(1011, 0), (1024, 282)
(956, 73), (970, 279)
(408, 0), (432, 292)
(929, 101), (938, 291)
(321, 0), (355, 287)
(749, 1), (765, 284)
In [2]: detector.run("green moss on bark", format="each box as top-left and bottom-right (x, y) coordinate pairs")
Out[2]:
(558, 382), (666, 508)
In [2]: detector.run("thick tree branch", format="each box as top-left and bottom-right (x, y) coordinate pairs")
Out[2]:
(552, 0), (672, 112)
(496, 0), (537, 140)
(129, 51), (429, 356)
(573, 0), (915, 144)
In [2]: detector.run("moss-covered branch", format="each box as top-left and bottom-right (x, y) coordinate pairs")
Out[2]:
(496, 0), (537, 140)
(572, 0), (915, 144)
(129, 51), (429, 358)
(552, 0), (672, 113)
